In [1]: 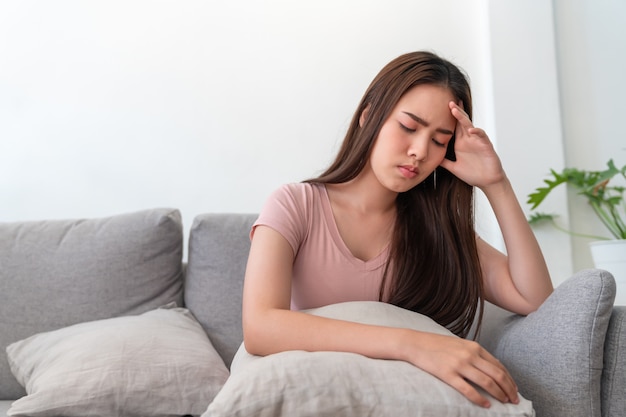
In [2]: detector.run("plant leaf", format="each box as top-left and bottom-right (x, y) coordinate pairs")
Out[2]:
(527, 212), (557, 225)
(527, 169), (568, 209)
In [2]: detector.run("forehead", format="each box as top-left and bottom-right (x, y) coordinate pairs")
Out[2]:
(394, 84), (456, 127)
(397, 84), (455, 107)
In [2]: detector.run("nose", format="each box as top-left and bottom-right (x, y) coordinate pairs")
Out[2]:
(408, 136), (429, 161)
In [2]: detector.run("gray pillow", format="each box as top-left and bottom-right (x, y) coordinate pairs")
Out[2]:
(184, 213), (257, 368)
(204, 301), (535, 417)
(478, 268), (616, 417)
(0, 208), (184, 399)
(6, 306), (229, 416)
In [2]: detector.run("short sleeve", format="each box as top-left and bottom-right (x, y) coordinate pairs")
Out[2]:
(252, 183), (313, 256)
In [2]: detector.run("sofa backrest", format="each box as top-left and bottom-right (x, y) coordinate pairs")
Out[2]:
(184, 213), (257, 368)
(0, 208), (185, 400)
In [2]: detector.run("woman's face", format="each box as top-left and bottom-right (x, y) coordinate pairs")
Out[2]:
(367, 84), (456, 193)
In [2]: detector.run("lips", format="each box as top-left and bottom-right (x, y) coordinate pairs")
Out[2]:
(399, 165), (418, 179)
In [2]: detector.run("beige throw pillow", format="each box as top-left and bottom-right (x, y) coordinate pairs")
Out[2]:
(204, 301), (535, 417)
(6, 306), (229, 417)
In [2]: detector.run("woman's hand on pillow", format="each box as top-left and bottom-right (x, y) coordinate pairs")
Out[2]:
(399, 330), (519, 408)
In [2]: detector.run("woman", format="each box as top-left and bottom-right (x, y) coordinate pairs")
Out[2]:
(241, 51), (553, 408)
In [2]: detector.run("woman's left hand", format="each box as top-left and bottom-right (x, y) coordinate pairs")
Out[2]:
(440, 101), (505, 190)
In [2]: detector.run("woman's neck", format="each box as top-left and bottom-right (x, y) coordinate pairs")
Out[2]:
(329, 167), (397, 215)
(326, 172), (398, 216)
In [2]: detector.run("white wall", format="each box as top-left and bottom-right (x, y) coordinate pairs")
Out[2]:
(553, 0), (626, 271)
(0, 0), (492, 253)
(486, 0), (572, 286)
(482, 0), (626, 286)
(1, 1), (621, 283)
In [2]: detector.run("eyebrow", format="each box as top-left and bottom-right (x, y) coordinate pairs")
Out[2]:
(402, 111), (454, 135)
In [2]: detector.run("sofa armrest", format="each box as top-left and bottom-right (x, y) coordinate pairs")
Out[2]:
(602, 306), (626, 417)
(478, 269), (615, 417)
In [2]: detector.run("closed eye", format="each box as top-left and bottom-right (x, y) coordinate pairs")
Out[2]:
(432, 138), (446, 148)
(401, 122), (446, 147)
(399, 123), (416, 133)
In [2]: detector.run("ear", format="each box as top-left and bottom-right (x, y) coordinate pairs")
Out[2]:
(359, 104), (371, 128)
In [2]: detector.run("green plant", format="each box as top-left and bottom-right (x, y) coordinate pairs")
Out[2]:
(527, 159), (626, 240)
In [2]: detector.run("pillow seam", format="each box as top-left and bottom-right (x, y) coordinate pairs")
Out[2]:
(588, 272), (610, 417)
(603, 308), (624, 417)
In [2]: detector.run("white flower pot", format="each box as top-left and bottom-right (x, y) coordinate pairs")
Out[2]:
(590, 240), (626, 305)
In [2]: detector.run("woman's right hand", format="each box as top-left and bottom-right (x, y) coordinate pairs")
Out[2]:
(399, 329), (520, 408)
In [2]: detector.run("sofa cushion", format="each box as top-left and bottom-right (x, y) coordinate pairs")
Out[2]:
(6, 305), (229, 417)
(184, 213), (257, 368)
(478, 268), (615, 417)
(204, 301), (535, 417)
(0, 208), (184, 399)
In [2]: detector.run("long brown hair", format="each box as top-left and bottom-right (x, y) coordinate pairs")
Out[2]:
(306, 51), (483, 338)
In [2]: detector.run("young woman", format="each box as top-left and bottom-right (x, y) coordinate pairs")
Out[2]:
(241, 51), (553, 408)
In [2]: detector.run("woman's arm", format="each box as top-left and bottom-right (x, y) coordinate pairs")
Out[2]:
(242, 225), (520, 408)
(477, 178), (554, 314)
(441, 102), (553, 314)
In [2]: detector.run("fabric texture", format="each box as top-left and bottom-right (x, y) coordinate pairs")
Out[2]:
(0, 208), (184, 399)
(602, 306), (626, 417)
(478, 268), (616, 417)
(6, 306), (229, 417)
(0, 401), (10, 416)
(184, 213), (258, 368)
(253, 183), (388, 310)
(204, 301), (535, 417)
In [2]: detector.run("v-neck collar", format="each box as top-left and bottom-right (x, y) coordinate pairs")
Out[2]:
(317, 183), (389, 271)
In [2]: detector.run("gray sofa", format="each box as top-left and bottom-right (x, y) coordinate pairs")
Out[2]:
(1, 208), (624, 417)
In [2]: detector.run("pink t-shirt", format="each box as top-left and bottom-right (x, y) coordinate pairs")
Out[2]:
(252, 182), (389, 310)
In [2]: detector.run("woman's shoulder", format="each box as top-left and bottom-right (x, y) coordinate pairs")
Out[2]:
(255, 182), (326, 246)
(259, 182), (327, 224)
(269, 182), (324, 204)
(277, 181), (322, 193)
